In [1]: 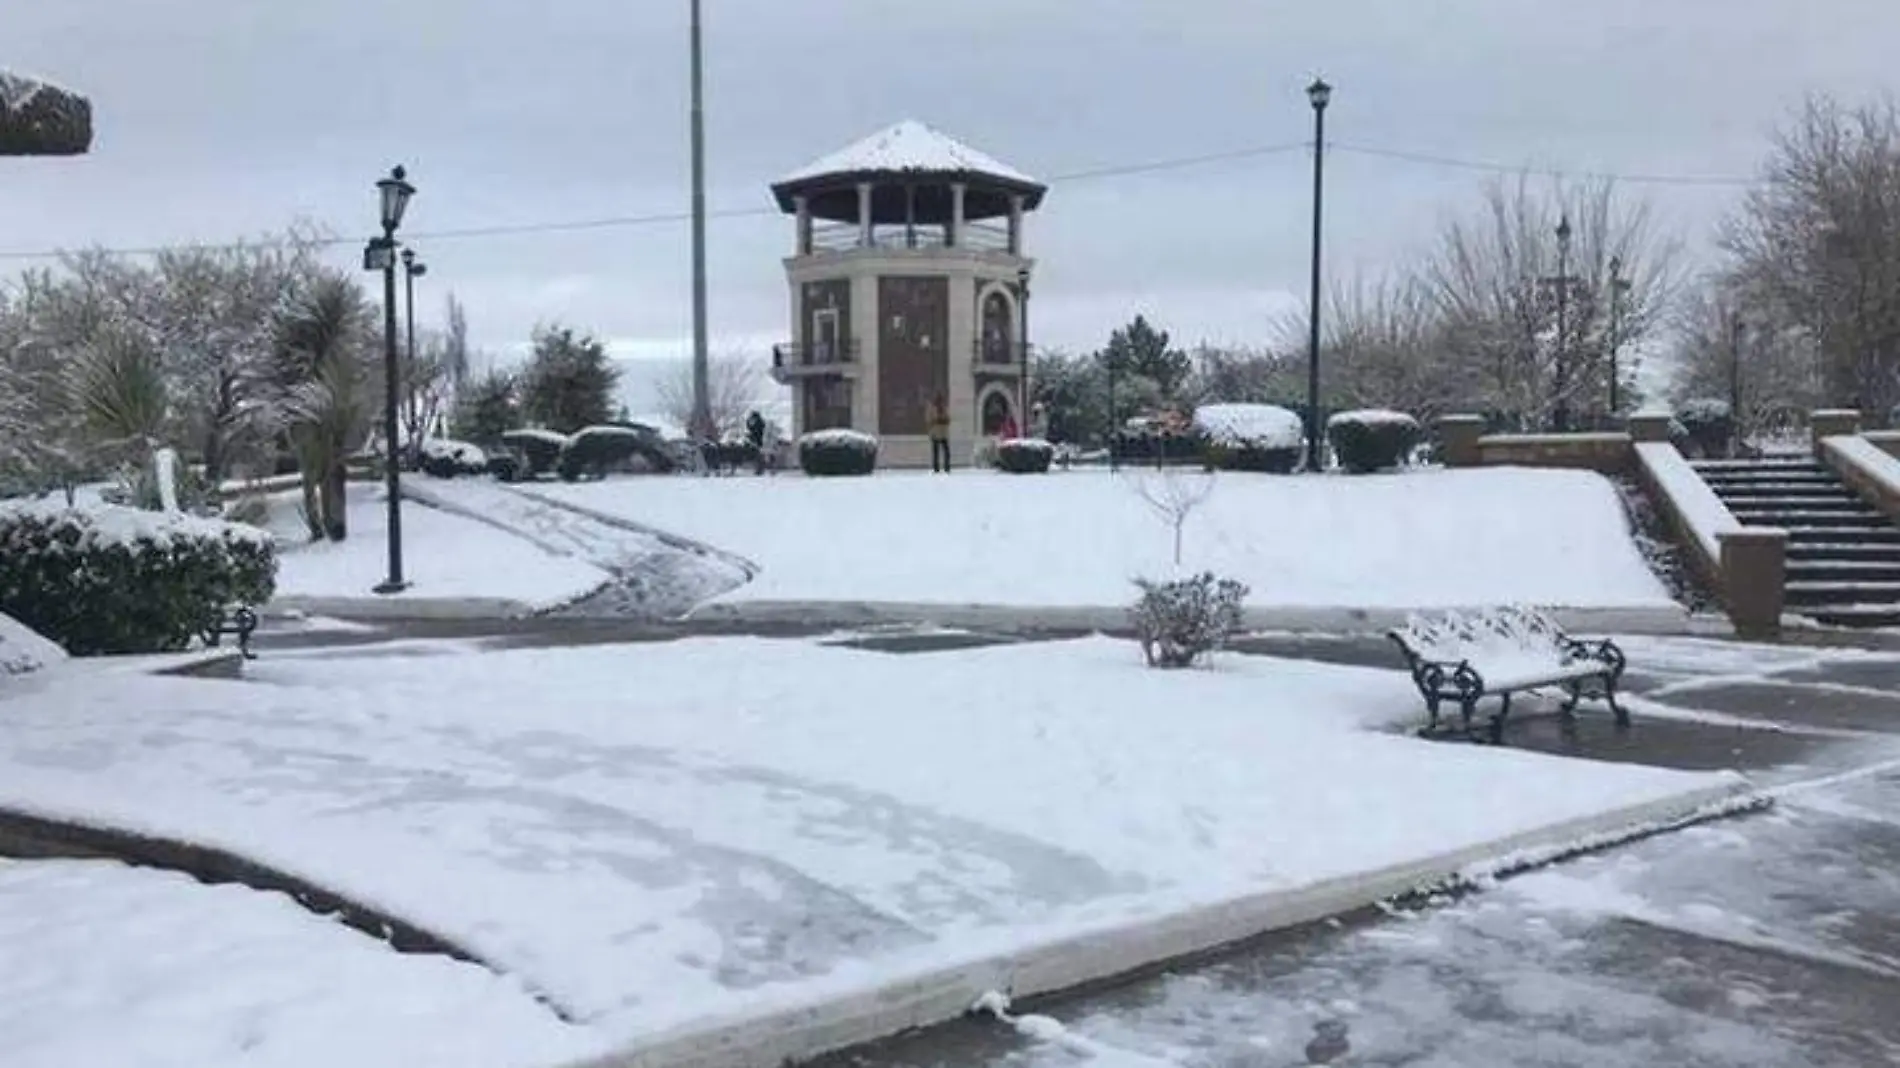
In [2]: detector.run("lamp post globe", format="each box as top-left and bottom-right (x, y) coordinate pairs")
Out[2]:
(378, 165), (414, 235)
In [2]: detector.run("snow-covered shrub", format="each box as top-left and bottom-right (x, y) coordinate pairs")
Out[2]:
(1194, 403), (1302, 473)
(0, 500), (276, 655)
(993, 437), (1054, 474)
(1130, 572), (1249, 669)
(798, 429), (878, 477)
(1, 610), (66, 678)
(1675, 398), (1733, 459)
(558, 425), (669, 481)
(418, 438), (488, 479)
(499, 428), (569, 478)
(1327, 409), (1421, 474)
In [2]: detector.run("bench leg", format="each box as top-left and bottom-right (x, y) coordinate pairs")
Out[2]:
(1487, 693), (1512, 744)
(1605, 677), (1629, 728)
(1459, 698), (1477, 737)
(1560, 679), (1583, 716)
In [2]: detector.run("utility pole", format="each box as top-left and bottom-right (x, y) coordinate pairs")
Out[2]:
(688, 0), (712, 440)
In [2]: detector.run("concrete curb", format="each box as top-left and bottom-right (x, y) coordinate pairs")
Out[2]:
(688, 599), (1715, 637)
(562, 779), (1753, 1068)
(267, 594), (541, 621)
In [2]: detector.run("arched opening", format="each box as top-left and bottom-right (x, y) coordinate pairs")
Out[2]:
(979, 387), (1016, 436)
(979, 289), (1014, 364)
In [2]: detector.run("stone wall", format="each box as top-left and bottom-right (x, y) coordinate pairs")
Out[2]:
(1472, 432), (1634, 476)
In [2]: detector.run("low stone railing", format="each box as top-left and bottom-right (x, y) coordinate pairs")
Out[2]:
(1435, 411), (1786, 637)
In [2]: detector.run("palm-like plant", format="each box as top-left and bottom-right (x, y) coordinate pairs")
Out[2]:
(272, 272), (376, 541)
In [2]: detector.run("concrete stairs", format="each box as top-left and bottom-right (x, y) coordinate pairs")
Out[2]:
(1694, 457), (1900, 628)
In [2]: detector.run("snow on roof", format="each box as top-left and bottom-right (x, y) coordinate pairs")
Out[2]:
(778, 120), (1039, 187)
(0, 71), (49, 112)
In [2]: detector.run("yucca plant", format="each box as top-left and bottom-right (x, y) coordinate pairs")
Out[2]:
(271, 273), (377, 541)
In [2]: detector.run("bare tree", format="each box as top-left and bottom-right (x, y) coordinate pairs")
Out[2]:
(655, 350), (769, 436)
(1721, 95), (1900, 420)
(1131, 467), (1216, 566)
(1669, 275), (1821, 441)
(1420, 176), (1681, 429)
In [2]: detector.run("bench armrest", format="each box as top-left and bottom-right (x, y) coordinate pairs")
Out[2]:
(1557, 635), (1625, 679)
(1387, 631), (1486, 698)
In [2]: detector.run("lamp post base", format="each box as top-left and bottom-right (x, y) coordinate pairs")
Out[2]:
(372, 580), (409, 596)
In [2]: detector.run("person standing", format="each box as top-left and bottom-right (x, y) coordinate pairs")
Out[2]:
(926, 393), (951, 473)
(744, 409), (766, 475)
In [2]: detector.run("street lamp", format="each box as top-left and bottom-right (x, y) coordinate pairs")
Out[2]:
(1017, 266), (1031, 440)
(364, 164), (415, 595)
(1304, 77), (1332, 472)
(1607, 256), (1631, 415)
(1553, 213), (1573, 431)
(401, 248), (428, 460)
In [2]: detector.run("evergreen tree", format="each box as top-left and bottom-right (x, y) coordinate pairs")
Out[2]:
(1099, 315), (1193, 401)
(520, 324), (618, 433)
(450, 368), (520, 444)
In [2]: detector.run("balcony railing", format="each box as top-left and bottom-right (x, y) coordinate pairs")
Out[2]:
(973, 338), (1027, 371)
(772, 339), (861, 381)
(804, 221), (1018, 255)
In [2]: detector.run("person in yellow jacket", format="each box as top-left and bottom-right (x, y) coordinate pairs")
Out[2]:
(926, 393), (951, 473)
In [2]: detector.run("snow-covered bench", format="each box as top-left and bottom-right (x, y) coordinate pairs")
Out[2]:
(202, 605), (259, 660)
(1387, 607), (1627, 743)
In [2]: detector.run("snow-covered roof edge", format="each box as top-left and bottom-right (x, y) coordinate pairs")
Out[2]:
(776, 119), (1041, 189)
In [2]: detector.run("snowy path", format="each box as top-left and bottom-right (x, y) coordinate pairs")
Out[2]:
(813, 641), (1900, 1068)
(0, 859), (594, 1068)
(404, 479), (747, 617)
(0, 636), (1731, 1055)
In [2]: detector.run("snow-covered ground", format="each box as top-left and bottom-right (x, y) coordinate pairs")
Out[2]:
(0, 859), (593, 1068)
(265, 487), (609, 614)
(527, 467), (1674, 611)
(0, 635), (1735, 1061)
(1, 610), (65, 679)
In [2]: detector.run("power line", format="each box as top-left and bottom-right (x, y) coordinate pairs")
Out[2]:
(1331, 141), (1757, 188)
(0, 137), (1758, 262)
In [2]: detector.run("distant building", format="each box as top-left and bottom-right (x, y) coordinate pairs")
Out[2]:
(769, 120), (1044, 466)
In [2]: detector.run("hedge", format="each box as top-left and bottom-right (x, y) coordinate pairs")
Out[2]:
(1195, 403), (1303, 473)
(799, 429), (878, 476)
(558, 425), (672, 481)
(0, 500), (277, 655)
(994, 438), (1054, 474)
(1326, 410), (1421, 474)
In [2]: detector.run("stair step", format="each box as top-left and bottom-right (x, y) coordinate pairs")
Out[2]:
(1700, 470), (1838, 483)
(1784, 528), (1900, 545)
(1691, 459), (1824, 470)
(1708, 484), (1859, 498)
(1787, 543), (1900, 561)
(1786, 561), (1900, 582)
(1785, 581), (1900, 606)
(1730, 511), (1889, 527)
(1786, 539), (1900, 558)
(1799, 605), (1900, 628)
(1722, 497), (1873, 512)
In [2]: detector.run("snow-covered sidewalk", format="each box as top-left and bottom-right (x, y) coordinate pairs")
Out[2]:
(268, 487), (609, 617)
(0, 636), (1742, 1064)
(0, 859), (592, 1068)
(528, 467), (1677, 614)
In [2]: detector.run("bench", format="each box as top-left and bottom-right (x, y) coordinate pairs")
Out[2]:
(202, 605), (259, 660)
(1388, 607), (1627, 743)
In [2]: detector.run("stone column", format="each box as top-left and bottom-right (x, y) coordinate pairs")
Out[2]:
(1435, 415), (1487, 468)
(849, 272), (879, 431)
(948, 182), (966, 249)
(793, 195), (812, 256)
(1008, 194), (1024, 256)
(1810, 408), (1862, 456)
(1626, 412), (1674, 443)
(1719, 528), (1787, 640)
(857, 182), (874, 248)
(946, 273), (978, 462)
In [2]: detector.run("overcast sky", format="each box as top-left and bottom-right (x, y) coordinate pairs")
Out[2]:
(8, 0), (1900, 404)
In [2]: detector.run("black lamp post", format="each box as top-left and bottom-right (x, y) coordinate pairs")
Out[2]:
(1017, 266), (1031, 440)
(1304, 77), (1331, 472)
(1607, 255), (1630, 415)
(401, 248), (427, 457)
(363, 165), (415, 595)
(1553, 213), (1573, 431)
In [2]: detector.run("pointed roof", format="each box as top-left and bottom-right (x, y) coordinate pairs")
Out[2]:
(0, 69), (91, 156)
(772, 120), (1044, 212)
